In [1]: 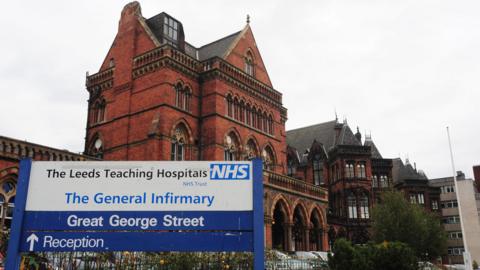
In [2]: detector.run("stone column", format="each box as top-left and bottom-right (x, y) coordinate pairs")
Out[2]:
(264, 216), (273, 249)
(305, 227), (311, 251)
(285, 222), (294, 252)
(322, 226), (330, 251)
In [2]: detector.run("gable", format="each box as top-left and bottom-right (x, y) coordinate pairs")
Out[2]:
(223, 26), (273, 87)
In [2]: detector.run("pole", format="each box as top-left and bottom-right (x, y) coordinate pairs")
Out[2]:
(447, 127), (472, 270)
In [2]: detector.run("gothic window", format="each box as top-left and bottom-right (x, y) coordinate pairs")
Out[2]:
(171, 125), (188, 161)
(409, 194), (417, 204)
(245, 139), (259, 160)
(245, 51), (254, 76)
(268, 115), (274, 135)
(224, 133), (239, 161)
(345, 162), (355, 178)
(251, 107), (257, 128)
(356, 162), (366, 178)
(226, 94), (233, 117)
(109, 58), (115, 68)
(262, 146), (275, 170)
(89, 137), (104, 159)
(233, 98), (240, 121)
(417, 193), (425, 204)
(239, 100), (245, 122)
(93, 99), (106, 124)
(175, 84), (191, 111)
(313, 156), (323, 185)
(246, 104), (251, 126)
(359, 195), (369, 219)
(347, 195), (358, 219)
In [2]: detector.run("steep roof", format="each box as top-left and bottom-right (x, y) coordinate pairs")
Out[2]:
(286, 120), (362, 155)
(392, 158), (428, 184)
(364, 138), (382, 159)
(198, 31), (242, 61)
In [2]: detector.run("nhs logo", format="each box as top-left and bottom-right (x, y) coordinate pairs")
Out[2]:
(210, 163), (250, 180)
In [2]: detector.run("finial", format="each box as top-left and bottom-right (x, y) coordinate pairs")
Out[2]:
(334, 108), (338, 121)
(246, 14), (250, 24)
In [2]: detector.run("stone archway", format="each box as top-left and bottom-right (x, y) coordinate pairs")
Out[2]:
(309, 208), (324, 251)
(271, 199), (289, 251)
(292, 204), (308, 251)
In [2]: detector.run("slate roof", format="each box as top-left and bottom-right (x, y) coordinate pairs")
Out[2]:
(392, 158), (428, 184)
(145, 12), (241, 61)
(197, 31), (241, 61)
(286, 120), (362, 156)
(364, 139), (382, 159)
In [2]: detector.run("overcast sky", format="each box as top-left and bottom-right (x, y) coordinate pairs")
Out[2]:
(1, 0), (479, 179)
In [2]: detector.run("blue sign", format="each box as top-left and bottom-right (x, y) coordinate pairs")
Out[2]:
(6, 160), (264, 270)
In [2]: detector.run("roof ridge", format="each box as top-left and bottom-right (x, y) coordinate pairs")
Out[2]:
(199, 31), (242, 49)
(286, 120), (337, 133)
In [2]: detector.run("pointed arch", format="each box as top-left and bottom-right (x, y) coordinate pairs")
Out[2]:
(170, 120), (194, 161)
(87, 132), (104, 159)
(244, 49), (255, 76)
(223, 128), (242, 161)
(261, 143), (276, 170)
(270, 194), (292, 218)
(244, 136), (260, 160)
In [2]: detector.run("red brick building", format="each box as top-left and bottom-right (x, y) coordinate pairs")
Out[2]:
(474, 165), (480, 191)
(84, 2), (328, 251)
(0, 136), (88, 231)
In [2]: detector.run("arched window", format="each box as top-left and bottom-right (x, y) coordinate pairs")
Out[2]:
(380, 175), (388, 188)
(226, 94), (233, 117)
(347, 194), (357, 219)
(89, 137), (104, 159)
(93, 99), (106, 124)
(345, 162), (355, 178)
(239, 100), (245, 123)
(356, 162), (366, 178)
(224, 133), (240, 161)
(245, 51), (254, 76)
(262, 146), (275, 170)
(245, 139), (259, 160)
(175, 84), (191, 111)
(246, 104), (252, 126)
(268, 114), (274, 135)
(109, 58), (115, 68)
(372, 175), (378, 187)
(359, 194), (369, 219)
(171, 124), (188, 161)
(233, 97), (239, 121)
(313, 155), (323, 185)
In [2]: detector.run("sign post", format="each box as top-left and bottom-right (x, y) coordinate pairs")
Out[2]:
(6, 159), (264, 269)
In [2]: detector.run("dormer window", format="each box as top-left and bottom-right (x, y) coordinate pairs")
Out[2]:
(164, 16), (178, 41)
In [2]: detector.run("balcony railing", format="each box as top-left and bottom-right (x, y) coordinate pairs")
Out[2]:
(86, 67), (114, 88)
(264, 170), (327, 201)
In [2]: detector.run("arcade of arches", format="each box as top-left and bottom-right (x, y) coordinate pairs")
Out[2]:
(264, 192), (328, 251)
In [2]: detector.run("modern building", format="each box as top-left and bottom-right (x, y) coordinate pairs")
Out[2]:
(83, 2), (328, 251)
(0, 136), (89, 231)
(430, 172), (480, 264)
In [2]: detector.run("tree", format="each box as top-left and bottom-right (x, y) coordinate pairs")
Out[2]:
(371, 191), (447, 260)
(328, 239), (417, 270)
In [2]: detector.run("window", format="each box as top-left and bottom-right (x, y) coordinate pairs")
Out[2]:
(313, 156), (323, 185)
(164, 16), (178, 41)
(359, 195), (369, 219)
(171, 125), (188, 161)
(441, 200), (458, 209)
(431, 200), (439, 210)
(417, 193), (425, 204)
(245, 51), (254, 76)
(348, 195), (358, 219)
(345, 162), (354, 178)
(410, 194), (417, 204)
(442, 216), (461, 224)
(92, 99), (106, 124)
(441, 185), (455, 193)
(175, 84), (191, 111)
(356, 162), (366, 178)
(245, 139), (258, 160)
(224, 133), (239, 161)
(380, 175), (389, 188)
(89, 137), (104, 159)
(109, 58), (115, 68)
(448, 247), (465, 256)
(262, 146), (275, 170)
(448, 232), (463, 239)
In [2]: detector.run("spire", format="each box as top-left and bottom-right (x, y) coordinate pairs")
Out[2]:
(355, 126), (362, 142)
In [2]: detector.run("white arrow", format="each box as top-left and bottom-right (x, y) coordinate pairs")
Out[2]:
(26, 233), (39, 251)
